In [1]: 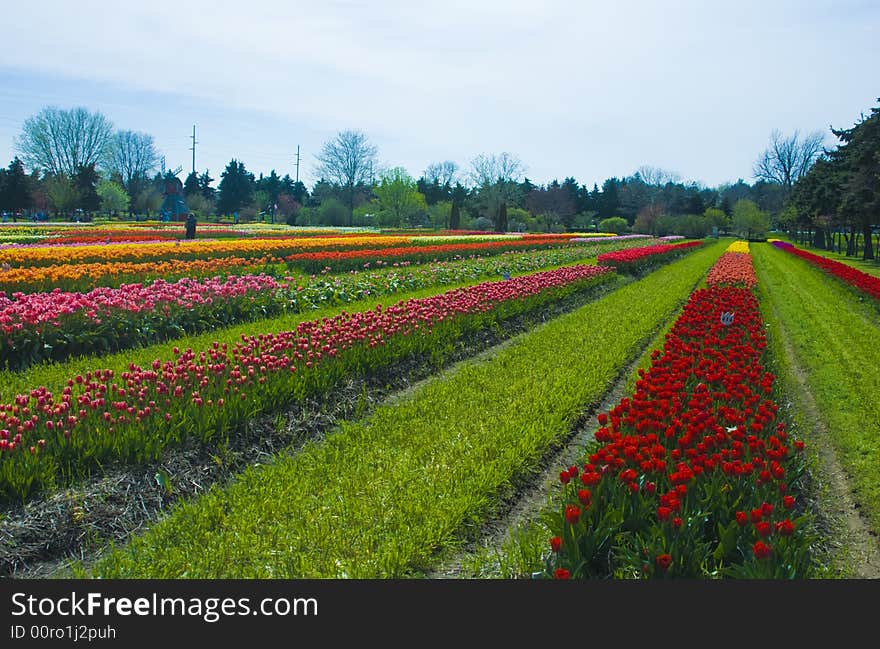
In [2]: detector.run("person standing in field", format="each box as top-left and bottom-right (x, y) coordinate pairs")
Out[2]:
(185, 212), (197, 240)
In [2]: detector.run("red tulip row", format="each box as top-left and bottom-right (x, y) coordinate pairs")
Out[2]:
(546, 251), (813, 579)
(770, 241), (880, 300)
(596, 241), (703, 274)
(0, 262), (616, 501)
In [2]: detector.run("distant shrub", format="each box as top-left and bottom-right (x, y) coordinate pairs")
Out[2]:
(598, 216), (629, 235)
(469, 216), (494, 232)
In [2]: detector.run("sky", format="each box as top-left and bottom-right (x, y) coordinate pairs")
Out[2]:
(0, 0), (877, 190)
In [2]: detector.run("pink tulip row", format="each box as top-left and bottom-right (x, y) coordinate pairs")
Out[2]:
(0, 262), (614, 500)
(0, 274), (287, 328)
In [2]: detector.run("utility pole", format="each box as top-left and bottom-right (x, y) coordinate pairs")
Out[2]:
(294, 145), (301, 184)
(189, 125), (198, 175)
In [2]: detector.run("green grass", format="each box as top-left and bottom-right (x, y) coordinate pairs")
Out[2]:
(87, 241), (725, 578)
(752, 242), (880, 533)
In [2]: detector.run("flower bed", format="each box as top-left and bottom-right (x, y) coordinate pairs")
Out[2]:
(596, 241), (703, 274)
(0, 239), (663, 369)
(0, 255), (283, 294)
(283, 236), (582, 273)
(544, 250), (813, 579)
(705, 245), (756, 288)
(0, 263), (616, 502)
(0, 235), (417, 269)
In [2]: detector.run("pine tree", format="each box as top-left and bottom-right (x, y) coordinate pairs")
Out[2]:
(217, 160), (254, 216)
(183, 171), (201, 197)
(1, 157), (33, 213)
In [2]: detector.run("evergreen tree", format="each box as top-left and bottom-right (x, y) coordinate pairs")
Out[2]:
(449, 182), (468, 230)
(217, 160), (254, 216)
(198, 170), (215, 201)
(561, 177), (582, 213)
(598, 178), (620, 218)
(257, 169), (283, 205)
(73, 164), (101, 212)
(0, 157), (33, 213)
(831, 99), (879, 259)
(183, 171), (201, 197)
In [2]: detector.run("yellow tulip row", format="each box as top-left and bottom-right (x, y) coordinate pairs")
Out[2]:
(0, 235), (414, 268)
(725, 240), (750, 254)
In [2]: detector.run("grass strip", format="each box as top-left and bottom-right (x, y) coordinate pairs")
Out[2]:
(752, 243), (880, 532)
(88, 241), (725, 578)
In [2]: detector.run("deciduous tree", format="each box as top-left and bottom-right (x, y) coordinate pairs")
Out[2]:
(16, 107), (114, 176)
(104, 130), (160, 194)
(314, 130), (379, 224)
(373, 167), (427, 227)
(97, 179), (130, 216)
(754, 129), (825, 197)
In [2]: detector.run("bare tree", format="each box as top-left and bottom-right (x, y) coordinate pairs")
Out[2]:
(468, 152), (526, 232)
(469, 152), (525, 187)
(424, 160), (459, 186)
(753, 129), (825, 195)
(104, 130), (160, 193)
(635, 165), (681, 186)
(314, 129), (379, 224)
(15, 106), (114, 176)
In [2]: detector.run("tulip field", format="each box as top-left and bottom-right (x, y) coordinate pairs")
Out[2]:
(0, 224), (878, 579)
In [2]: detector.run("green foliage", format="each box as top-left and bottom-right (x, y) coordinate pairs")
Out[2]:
(186, 193), (214, 218)
(96, 179), (129, 215)
(372, 167), (427, 227)
(468, 216), (494, 231)
(732, 199), (770, 239)
(703, 207), (729, 231)
(426, 201), (452, 229)
(598, 216), (629, 234)
(44, 174), (80, 215)
(132, 186), (163, 218)
(183, 171), (201, 197)
(505, 206), (532, 232)
(317, 197), (349, 226)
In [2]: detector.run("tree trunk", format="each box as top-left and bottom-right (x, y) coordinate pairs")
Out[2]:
(864, 223), (875, 260)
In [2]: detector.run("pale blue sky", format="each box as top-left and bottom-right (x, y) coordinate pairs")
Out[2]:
(0, 0), (877, 189)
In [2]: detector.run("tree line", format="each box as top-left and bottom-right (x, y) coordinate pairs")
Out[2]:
(2, 104), (876, 253)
